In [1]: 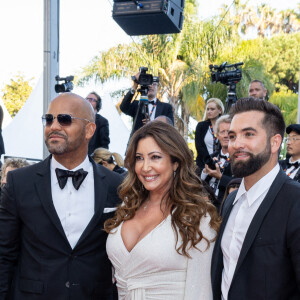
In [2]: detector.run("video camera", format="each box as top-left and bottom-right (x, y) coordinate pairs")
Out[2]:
(209, 62), (243, 85)
(131, 67), (159, 96)
(55, 75), (74, 93)
(209, 61), (244, 113)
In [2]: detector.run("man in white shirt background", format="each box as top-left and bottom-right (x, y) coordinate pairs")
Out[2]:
(280, 124), (300, 183)
(0, 93), (122, 299)
(211, 98), (300, 300)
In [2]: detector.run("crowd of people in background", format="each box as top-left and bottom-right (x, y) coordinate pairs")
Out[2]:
(0, 74), (299, 300)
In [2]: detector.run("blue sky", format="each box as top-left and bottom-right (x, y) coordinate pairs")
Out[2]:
(0, 0), (298, 94)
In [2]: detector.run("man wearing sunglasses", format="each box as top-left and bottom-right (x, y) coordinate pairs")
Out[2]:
(0, 93), (122, 300)
(280, 124), (300, 183)
(86, 91), (110, 154)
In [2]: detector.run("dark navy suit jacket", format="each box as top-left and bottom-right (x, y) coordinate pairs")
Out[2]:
(211, 170), (300, 300)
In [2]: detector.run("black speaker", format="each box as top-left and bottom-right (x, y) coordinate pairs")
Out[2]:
(112, 0), (185, 36)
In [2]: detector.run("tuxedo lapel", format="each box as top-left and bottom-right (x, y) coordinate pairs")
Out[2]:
(154, 99), (162, 118)
(211, 191), (237, 295)
(293, 169), (300, 183)
(231, 170), (287, 283)
(75, 159), (107, 247)
(35, 156), (70, 247)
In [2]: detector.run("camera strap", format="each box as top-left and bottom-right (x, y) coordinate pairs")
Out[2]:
(209, 124), (218, 152)
(148, 103), (156, 119)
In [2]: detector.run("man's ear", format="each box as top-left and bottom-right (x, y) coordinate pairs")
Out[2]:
(86, 122), (96, 140)
(270, 134), (282, 154)
(263, 88), (267, 97)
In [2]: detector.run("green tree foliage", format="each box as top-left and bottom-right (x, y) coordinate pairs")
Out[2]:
(77, 0), (299, 137)
(269, 86), (298, 125)
(1, 74), (33, 117)
(258, 32), (300, 92)
(222, 1), (300, 37)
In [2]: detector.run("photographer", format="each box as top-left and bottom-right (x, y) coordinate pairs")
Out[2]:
(120, 70), (174, 134)
(200, 115), (233, 210)
(86, 91), (110, 154)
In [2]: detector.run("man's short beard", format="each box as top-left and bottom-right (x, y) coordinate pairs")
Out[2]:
(45, 128), (86, 155)
(45, 132), (68, 155)
(230, 141), (271, 178)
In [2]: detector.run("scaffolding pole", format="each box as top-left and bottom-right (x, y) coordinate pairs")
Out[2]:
(43, 0), (59, 159)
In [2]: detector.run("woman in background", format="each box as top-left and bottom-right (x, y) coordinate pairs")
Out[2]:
(105, 121), (220, 300)
(92, 148), (126, 175)
(195, 98), (224, 170)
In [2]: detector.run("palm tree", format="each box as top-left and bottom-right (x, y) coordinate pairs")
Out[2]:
(77, 1), (236, 139)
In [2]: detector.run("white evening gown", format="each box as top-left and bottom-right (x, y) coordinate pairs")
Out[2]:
(106, 214), (215, 300)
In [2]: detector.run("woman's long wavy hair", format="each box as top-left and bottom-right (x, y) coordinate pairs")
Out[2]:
(104, 121), (220, 257)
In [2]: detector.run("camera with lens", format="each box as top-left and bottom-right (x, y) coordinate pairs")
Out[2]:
(137, 67), (159, 86)
(55, 75), (74, 93)
(131, 67), (159, 96)
(204, 155), (219, 170)
(209, 61), (244, 113)
(209, 62), (243, 85)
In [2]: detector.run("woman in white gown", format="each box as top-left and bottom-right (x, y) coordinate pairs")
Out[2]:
(105, 121), (220, 300)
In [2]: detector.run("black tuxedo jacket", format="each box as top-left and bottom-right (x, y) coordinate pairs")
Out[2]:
(88, 113), (110, 154)
(205, 151), (233, 209)
(195, 120), (220, 170)
(120, 91), (174, 133)
(211, 170), (300, 300)
(279, 158), (300, 183)
(0, 156), (122, 300)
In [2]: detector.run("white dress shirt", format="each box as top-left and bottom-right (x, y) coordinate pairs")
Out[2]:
(148, 98), (157, 121)
(204, 127), (214, 155)
(285, 158), (300, 179)
(51, 156), (95, 249)
(221, 164), (280, 300)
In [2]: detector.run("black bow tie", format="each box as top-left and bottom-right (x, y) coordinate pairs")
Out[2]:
(55, 168), (88, 190)
(149, 100), (156, 105)
(219, 154), (228, 160)
(287, 161), (299, 169)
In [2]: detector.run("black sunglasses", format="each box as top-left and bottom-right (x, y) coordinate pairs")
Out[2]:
(42, 114), (90, 127)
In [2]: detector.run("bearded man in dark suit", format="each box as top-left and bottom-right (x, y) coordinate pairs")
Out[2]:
(0, 93), (122, 299)
(211, 98), (300, 300)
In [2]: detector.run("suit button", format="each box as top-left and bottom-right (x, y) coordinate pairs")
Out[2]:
(65, 281), (70, 288)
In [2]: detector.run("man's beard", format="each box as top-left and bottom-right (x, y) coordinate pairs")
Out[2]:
(45, 132), (69, 154)
(45, 129), (85, 155)
(230, 141), (271, 178)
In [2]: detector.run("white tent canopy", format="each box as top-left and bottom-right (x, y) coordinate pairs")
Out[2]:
(2, 77), (130, 160)
(0, 97), (12, 129)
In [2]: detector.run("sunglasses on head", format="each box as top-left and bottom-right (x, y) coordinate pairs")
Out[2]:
(42, 114), (90, 127)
